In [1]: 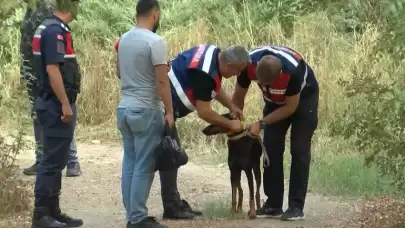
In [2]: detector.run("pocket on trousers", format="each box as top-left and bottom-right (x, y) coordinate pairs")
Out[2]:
(35, 98), (59, 127)
(295, 95), (319, 129)
(35, 98), (74, 138)
(125, 108), (160, 134)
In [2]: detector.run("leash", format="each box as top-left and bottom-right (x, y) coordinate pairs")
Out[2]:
(227, 129), (270, 168)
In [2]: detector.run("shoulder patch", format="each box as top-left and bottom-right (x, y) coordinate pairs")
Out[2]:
(57, 40), (65, 54)
(57, 34), (64, 41)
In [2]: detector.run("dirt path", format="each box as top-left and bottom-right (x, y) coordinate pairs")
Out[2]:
(15, 142), (358, 228)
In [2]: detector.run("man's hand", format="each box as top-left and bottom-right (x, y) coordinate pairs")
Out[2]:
(196, 100), (240, 131)
(230, 105), (244, 121)
(61, 103), (73, 123)
(165, 112), (174, 127)
(248, 121), (261, 136)
(229, 119), (244, 133)
(215, 89), (245, 120)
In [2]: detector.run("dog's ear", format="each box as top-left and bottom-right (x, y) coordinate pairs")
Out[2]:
(201, 113), (234, 136)
(221, 113), (234, 120)
(202, 125), (229, 136)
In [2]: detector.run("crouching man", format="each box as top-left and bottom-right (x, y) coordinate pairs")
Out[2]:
(232, 46), (319, 221)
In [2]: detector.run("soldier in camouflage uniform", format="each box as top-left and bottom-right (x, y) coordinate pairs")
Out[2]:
(20, 0), (82, 177)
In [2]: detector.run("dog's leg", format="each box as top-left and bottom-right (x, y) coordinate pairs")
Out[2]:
(236, 179), (243, 213)
(253, 162), (262, 211)
(231, 183), (237, 214)
(245, 168), (256, 219)
(231, 169), (242, 213)
(230, 169), (238, 214)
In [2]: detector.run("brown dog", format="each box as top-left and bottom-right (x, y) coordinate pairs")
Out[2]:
(202, 113), (269, 219)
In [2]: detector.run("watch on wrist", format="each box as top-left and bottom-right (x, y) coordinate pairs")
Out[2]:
(259, 120), (266, 130)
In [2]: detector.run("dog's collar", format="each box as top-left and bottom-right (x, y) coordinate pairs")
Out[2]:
(227, 130), (249, 141)
(226, 130), (271, 168)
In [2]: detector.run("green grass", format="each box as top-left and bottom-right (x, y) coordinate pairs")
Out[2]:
(200, 201), (245, 219)
(309, 154), (397, 198)
(1, 0), (404, 206)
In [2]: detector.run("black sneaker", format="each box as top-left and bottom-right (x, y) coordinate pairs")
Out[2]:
(280, 207), (305, 221)
(49, 196), (83, 227)
(66, 162), (81, 177)
(256, 204), (283, 218)
(32, 206), (67, 228)
(128, 217), (168, 228)
(23, 162), (39, 176)
(31, 215), (67, 228)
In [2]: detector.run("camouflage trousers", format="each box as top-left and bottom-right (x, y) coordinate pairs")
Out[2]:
(26, 82), (79, 164)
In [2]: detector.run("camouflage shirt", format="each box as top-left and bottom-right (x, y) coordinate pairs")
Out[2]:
(19, 0), (53, 86)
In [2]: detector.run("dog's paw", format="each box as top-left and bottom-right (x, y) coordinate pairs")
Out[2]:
(248, 211), (257, 219)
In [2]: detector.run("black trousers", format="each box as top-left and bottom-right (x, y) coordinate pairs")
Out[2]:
(262, 89), (319, 210)
(34, 97), (76, 199)
(159, 118), (183, 211)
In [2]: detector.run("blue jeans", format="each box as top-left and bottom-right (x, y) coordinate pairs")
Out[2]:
(117, 107), (164, 224)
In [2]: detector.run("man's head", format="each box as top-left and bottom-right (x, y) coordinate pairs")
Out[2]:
(53, 0), (80, 23)
(218, 45), (251, 78)
(256, 55), (282, 86)
(136, 0), (161, 33)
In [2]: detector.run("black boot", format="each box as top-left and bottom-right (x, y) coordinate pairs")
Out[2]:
(24, 162), (39, 176)
(180, 200), (202, 216)
(32, 198), (67, 228)
(162, 209), (195, 220)
(162, 199), (195, 220)
(49, 196), (83, 227)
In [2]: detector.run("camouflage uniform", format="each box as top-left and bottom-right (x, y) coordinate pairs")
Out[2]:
(20, 0), (81, 177)
(20, 1), (52, 103)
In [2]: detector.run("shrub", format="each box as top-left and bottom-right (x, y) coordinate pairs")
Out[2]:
(0, 126), (32, 218)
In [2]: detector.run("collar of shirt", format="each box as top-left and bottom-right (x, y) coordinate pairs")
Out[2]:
(51, 15), (71, 32)
(214, 48), (222, 77)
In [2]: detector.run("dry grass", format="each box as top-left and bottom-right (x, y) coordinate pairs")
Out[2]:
(67, 13), (381, 144)
(1, 13), (382, 135)
(345, 197), (405, 228)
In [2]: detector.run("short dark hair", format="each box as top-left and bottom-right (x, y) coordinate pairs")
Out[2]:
(136, 0), (160, 17)
(256, 55), (282, 83)
(54, 0), (80, 11)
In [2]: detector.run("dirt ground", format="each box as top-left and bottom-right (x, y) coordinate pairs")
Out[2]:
(11, 141), (358, 228)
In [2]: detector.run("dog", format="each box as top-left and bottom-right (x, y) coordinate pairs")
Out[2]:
(202, 113), (269, 219)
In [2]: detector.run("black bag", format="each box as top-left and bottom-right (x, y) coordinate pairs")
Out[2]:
(155, 121), (188, 171)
